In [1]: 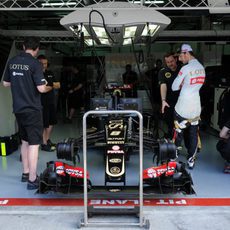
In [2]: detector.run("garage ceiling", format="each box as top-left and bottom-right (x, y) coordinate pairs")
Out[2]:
(0, 0), (230, 56)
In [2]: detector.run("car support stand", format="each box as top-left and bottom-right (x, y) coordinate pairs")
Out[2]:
(78, 110), (150, 229)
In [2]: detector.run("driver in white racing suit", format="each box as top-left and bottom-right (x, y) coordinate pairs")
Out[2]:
(172, 44), (205, 169)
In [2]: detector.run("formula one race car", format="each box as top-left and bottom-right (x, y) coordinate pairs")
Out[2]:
(38, 84), (194, 195)
(38, 109), (195, 195)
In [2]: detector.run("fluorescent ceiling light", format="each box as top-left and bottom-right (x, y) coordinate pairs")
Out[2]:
(69, 25), (90, 36)
(85, 39), (93, 46)
(69, 26), (78, 35)
(60, 2), (171, 46)
(98, 38), (110, 45)
(124, 26), (137, 38)
(81, 25), (90, 36)
(92, 27), (108, 38)
(123, 38), (132, 45)
(141, 24), (160, 36)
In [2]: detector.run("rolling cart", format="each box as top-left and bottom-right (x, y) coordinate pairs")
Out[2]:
(78, 109), (150, 229)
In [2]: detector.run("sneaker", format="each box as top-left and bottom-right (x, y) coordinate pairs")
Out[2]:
(41, 144), (56, 152)
(21, 173), (29, 182)
(187, 157), (195, 169)
(47, 139), (56, 147)
(27, 177), (39, 190)
(223, 162), (230, 174)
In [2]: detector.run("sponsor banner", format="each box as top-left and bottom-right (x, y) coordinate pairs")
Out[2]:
(107, 141), (125, 144)
(107, 150), (124, 154)
(1, 198), (230, 206)
(190, 76), (205, 85)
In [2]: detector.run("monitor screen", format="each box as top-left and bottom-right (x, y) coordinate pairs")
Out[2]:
(119, 98), (142, 113)
(90, 98), (112, 110)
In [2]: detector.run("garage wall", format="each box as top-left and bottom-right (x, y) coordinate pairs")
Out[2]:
(0, 41), (18, 136)
(0, 85), (16, 136)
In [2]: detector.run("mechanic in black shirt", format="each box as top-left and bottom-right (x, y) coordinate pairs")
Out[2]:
(145, 59), (163, 106)
(158, 52), (181, 139)
(122, 64), (138, 98)
(3, 37), (51, 190)
(65, 66), (85, 123)
(37, 55), (60, 152)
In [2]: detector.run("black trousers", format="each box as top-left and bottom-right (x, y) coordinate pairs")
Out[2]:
(216, 139), (230, 162)
(163, 106), (174, 139)
(173, 112), (199, 159)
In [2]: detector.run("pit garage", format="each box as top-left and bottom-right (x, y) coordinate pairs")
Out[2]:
(0, 1), (230, 229)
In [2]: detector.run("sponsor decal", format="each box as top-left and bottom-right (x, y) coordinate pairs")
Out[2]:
(112, 145), (120, 150)
(107, 150), (124, 154)
(190, 76), (205, 85)
(143, 162), (177, 179)
(189, 69), (205, 76)
(179, 71), (183, 76)
(146, 166), (175, 178)
(108, 121), (123, 130)
(107, 141), (125, 144)
(165, 72), (171, 78)
(12, 72), (24, 76)
(110, 166), (121, 174)
(65, 168), (83, 178)
(55, 161), (87, 178)
(110, 131), (122, 136)
(56, 165), (65, 175)
(9, 64), (29, 70)
(109, 158), (122, 163)
(108, 137), (124, 140)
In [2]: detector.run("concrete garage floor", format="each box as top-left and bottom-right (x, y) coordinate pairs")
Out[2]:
(0, 115), (229, 229)
(0, 206), (229, 230)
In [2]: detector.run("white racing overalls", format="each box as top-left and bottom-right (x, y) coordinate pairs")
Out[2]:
(172, 58), (205, 160)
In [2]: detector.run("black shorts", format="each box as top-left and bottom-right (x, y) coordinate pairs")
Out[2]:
(68, 91), (83, 109)
(15, 111), (43, 145)
(42, 103), (57, 128)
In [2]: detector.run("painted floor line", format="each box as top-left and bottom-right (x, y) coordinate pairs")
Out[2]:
(0, 198), (230, 206)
